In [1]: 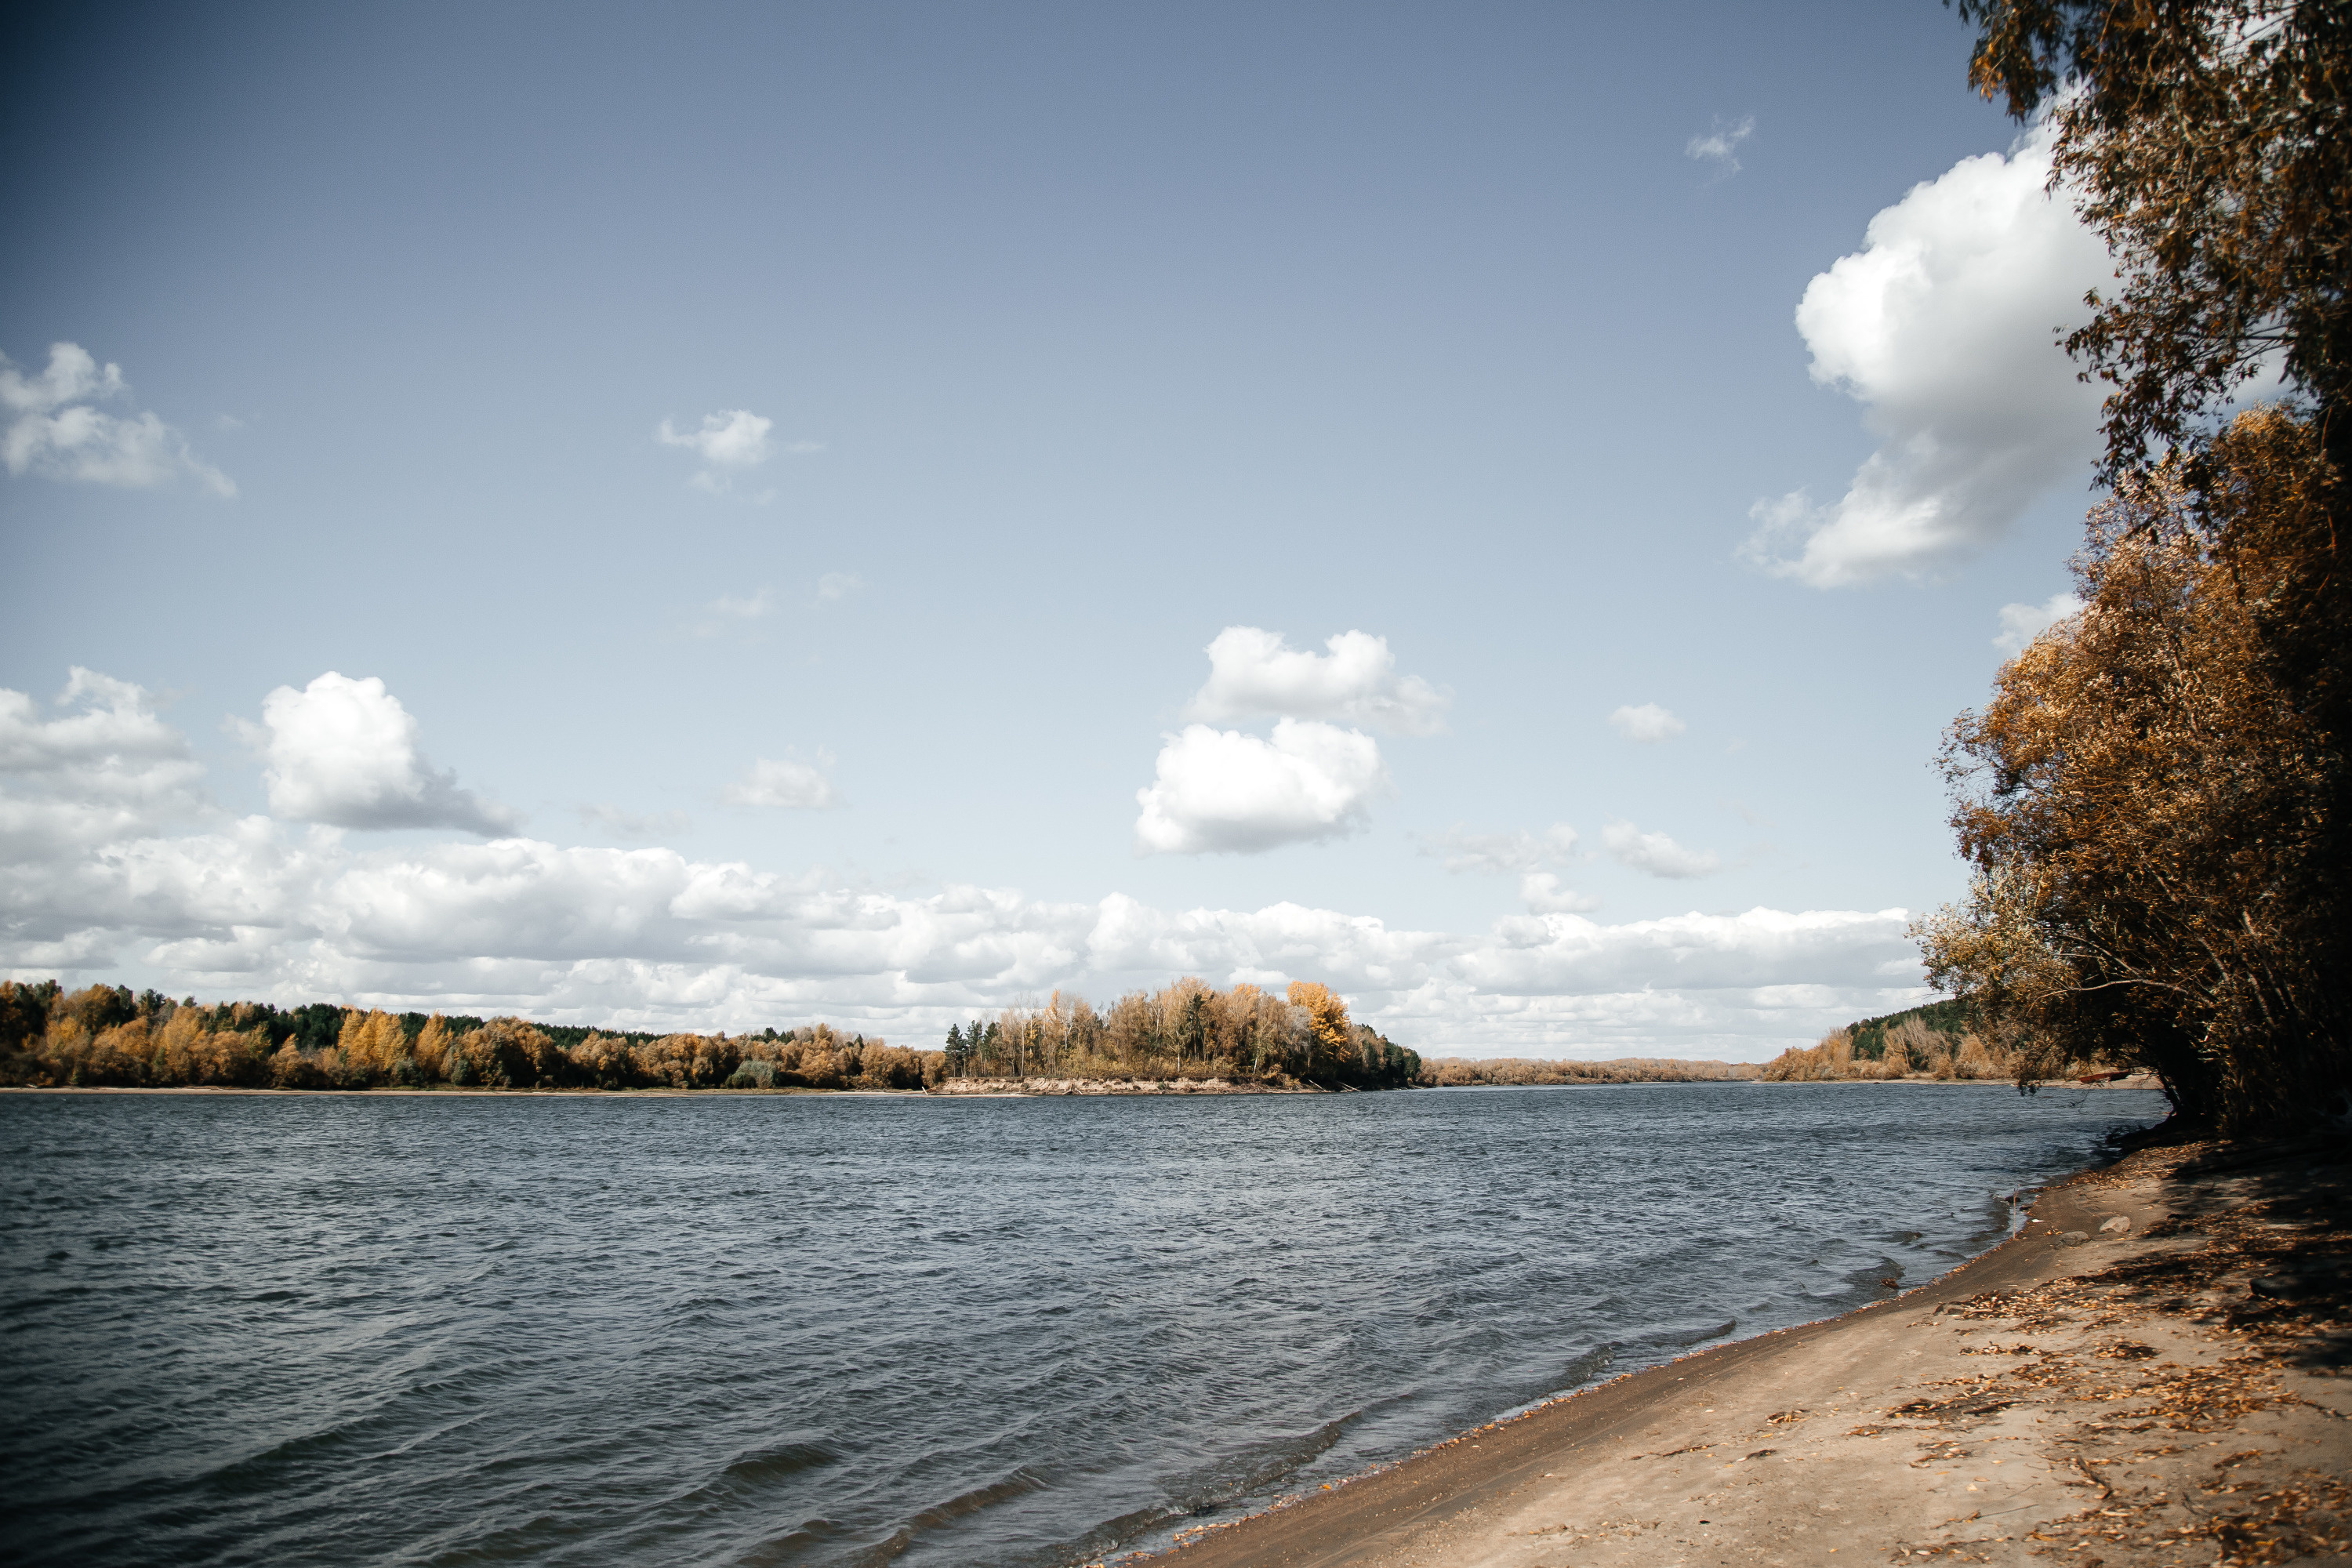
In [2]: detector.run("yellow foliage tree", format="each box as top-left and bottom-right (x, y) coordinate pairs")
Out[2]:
(412, 1014), (453, 1079)
(1286, 982), (1353, 1076)
(336, 1009), (409, 1080)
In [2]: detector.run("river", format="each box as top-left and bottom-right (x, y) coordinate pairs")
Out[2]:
(0, 1081), (2165, 1565)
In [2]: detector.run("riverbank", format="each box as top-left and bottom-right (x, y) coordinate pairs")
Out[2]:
(1127, 1132), (2350, 1567)
(0, 1075), (2166, 1099)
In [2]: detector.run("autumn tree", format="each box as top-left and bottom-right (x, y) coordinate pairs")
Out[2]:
(412, 1014), (455, 1080)
(336, 1009), (411, 1084)
(1922, 412), (2344, 1129)
(1934, 2), (2349, 1130)
(1285, 982), (1355, 1080)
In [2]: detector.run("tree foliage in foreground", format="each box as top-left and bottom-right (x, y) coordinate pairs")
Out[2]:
(1929, 2), (2348, 1132)
(1920, 412), (2344, 1130)
(1957, 0), (2348, 485)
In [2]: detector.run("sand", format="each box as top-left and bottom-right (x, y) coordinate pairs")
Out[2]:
(1127, 1135), (2351, 1567)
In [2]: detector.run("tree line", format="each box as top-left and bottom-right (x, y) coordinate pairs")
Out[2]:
(0, 980), (935, 1091)
(1419, 1057), (1761, 1087)
(938, 980), (1422, 1089)
(0, 976), (1423, 1093)
(1922, 2), (2347, 1134)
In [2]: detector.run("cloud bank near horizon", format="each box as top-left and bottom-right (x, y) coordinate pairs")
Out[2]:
(1, 669), (1932, 1060)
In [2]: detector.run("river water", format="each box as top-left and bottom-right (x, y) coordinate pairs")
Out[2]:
(0, 1082), (2164, 1566)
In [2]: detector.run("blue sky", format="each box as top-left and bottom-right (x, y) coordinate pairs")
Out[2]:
(0, 2), (2115, 1058)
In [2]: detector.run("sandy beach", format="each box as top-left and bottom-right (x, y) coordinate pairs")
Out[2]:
(1130, 1134), (2351, 1567)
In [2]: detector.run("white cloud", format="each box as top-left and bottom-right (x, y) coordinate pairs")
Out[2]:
(1425, 823), (1579, 876)
(659, 408), (772, 466)
(244, 673), (518, 835)
(1993, 590), (2084, 655)
(0, 681), (1929, 1058)
(816, 572), (862, 603)
(1134, 720), (1386, 855)
(1686, 115), (1755, 175)
(657, 408), (804, 493)
(1608, 702), (1686, 743)
(1602, 819), (1721, 880)
(0, 669), (211, 863)
(1, 343), (234, 496)
(1746, 123), (2115, 587)
(1519, 871), (1601, 914)
(1185, 626), (1448, 736)
(724, 753), (841, 811)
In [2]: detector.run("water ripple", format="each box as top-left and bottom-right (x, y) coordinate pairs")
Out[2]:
(0, 1083), (2161, 1566)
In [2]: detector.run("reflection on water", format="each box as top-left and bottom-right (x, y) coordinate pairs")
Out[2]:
(0, 1082), (2162, 1566)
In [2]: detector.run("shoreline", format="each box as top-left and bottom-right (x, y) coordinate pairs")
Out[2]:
(0, 1075), (2163, 1100)
(1122, 1131), (2350, 1566)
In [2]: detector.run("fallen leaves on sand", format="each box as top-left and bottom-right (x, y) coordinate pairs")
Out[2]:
(2024, 1468), (2351, 1563)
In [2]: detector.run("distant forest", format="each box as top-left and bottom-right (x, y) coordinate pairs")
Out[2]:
(0, 980), (932, 1091)
(1417, 1056), (1761, 1087)
(0, 976), (1421, 1092)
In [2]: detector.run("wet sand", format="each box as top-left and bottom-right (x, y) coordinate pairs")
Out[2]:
(1128, 1135), (2351, 1567)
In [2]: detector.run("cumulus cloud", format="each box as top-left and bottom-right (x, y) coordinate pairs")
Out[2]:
(1135, 626), (1443, 855)
(1, 343), (234, 496)
(1602, 819), (1721, 880)
(243, 673), (518, 835)
(1185, 626), (1448, 736)
(1993, 590), (2085, 655)
(0, 669), (211, 862)
(0, 681), (1930, 1057)
(1425, 823), (1579, 876)
(1608, 702), (1686, 743)
(659, 408), (771, 466)
(1686, 114), (1755, 175)
(816, 572), (862, 603)
(724, 754), (841, 811)
(1745, 123), (2116, 587)
(1134, 720), (1386, 855)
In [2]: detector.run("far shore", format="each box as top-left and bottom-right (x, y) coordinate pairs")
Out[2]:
(1121, 1131), (2350, 1566)
(0, 1073), (2167, 1100)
